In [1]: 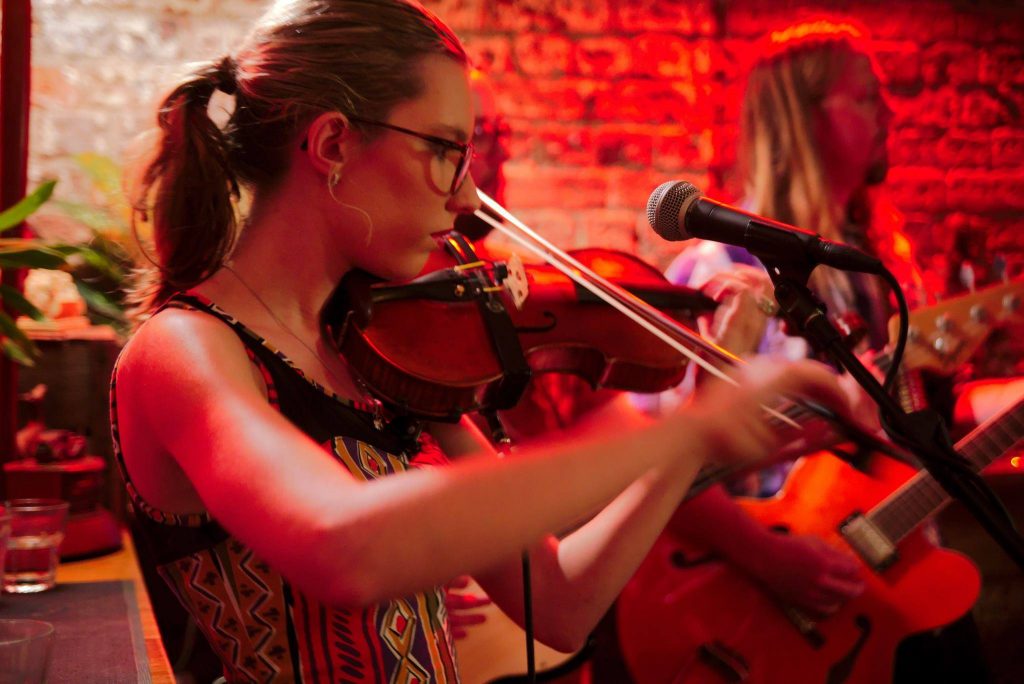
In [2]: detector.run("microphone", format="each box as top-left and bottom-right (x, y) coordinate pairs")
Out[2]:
(647, 181), (884, 274)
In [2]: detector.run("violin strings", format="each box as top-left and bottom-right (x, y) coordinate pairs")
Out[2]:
(472, 194), (801, 429)
(475, 195), (732, 374)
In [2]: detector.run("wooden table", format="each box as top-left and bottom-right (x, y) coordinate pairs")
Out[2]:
(56, 530), (174, 683)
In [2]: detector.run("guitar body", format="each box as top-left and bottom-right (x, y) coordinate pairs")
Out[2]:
(617, 454), (982, 684)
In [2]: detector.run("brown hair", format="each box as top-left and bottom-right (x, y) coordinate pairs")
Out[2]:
(739, 20), (871, 310)
(130, 0), (467, 317)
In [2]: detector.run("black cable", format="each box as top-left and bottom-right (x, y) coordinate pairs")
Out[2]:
(483, 409), (538, 683)
(879, 267), (909, 395)
(521, 553), (536, 683)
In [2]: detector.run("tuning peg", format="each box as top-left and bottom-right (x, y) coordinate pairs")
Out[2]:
(959, 262), (976, 292)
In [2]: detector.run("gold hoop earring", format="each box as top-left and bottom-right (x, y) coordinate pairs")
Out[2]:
(325, 163), (375, 245)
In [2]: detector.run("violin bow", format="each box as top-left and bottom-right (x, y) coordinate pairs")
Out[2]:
(474, 192), (803, 425)
(472, 191), (899, 457)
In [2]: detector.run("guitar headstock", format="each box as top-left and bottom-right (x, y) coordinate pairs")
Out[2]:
(889, 279), (1024, 375)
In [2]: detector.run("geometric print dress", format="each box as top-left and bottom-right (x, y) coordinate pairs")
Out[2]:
(110, 294), (459, 683)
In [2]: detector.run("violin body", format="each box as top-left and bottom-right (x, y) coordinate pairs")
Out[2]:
(509, 248), (711, 392)
(326, 237), (714, 421)
(331, 266), (518, 420)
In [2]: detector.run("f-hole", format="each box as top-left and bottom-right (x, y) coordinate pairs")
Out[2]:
(825, 615), (872, 684)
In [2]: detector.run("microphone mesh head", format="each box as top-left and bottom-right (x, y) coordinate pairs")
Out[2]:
(646, 180), (702, 241)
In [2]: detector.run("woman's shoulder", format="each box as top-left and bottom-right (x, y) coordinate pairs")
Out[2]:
(116, 305), (255, 391)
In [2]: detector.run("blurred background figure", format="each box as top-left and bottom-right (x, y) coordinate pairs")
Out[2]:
(666, 20), (922, 359)
(629, 20), (999, 684)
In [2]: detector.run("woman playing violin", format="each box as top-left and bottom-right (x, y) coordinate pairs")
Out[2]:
(111, 2), (853, 681)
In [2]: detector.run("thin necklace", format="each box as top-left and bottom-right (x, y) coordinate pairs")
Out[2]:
(220, 263), (385, 427)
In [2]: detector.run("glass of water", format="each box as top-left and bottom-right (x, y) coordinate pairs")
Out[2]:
(2, 500), (69, 594)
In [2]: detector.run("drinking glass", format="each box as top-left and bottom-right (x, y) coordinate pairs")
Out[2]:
(0, 619), (55, 684)
(2, 499), (69, 594)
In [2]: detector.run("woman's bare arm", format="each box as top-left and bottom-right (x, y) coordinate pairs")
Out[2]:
(117, 309), (767, 610)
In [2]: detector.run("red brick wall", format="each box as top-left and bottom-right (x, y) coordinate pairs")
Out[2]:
(26, 0), (1024, 291)
(429, 0), (1024, 288)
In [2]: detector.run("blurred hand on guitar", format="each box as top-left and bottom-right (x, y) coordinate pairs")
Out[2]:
(746, 531), (865, 618)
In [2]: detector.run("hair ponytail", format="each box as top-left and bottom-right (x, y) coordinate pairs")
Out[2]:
(130, 57), (242, 318)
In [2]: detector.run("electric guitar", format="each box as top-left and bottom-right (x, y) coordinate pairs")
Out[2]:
(615, 279), (1024, 684)
(616, 394), (1024, 683)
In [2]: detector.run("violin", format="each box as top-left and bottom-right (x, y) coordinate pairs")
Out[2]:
(325, 190), (890, 465)
(324, 192), (899, 507)
(325, 231), (716, 422)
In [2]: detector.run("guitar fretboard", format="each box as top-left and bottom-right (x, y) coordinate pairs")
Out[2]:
(867, 398), (1024, 544)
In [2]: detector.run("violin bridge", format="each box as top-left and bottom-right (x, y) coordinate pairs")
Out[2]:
(502, 253), (529, 310)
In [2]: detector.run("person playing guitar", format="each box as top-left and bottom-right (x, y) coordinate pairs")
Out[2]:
(619, 19), (1006, 684)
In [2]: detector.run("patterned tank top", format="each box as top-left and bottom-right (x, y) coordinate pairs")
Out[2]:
(110, 293), (459, 683)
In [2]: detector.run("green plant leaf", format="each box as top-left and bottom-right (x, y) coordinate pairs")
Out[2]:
(0, 238), (66, 252)
(49, 199), (119, 233)
(51, 243), (126, 281)
(1, 339), (36, 366)
(0, 284), (45, 321)
(0, 181), (57, 233)
(75, 281), (127, 323)
(0, 312), (39, 366)
(0, 243), (68, 269)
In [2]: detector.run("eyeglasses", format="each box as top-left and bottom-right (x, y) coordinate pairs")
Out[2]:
(348, 116), (474, 196)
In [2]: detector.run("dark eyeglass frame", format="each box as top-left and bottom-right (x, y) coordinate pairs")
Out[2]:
(347, 116), (474, 196)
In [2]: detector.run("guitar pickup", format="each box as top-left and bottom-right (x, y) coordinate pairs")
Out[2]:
(839, 512), (898, 571)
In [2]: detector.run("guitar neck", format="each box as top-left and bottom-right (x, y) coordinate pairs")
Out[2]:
(865, 397), (1024, 544)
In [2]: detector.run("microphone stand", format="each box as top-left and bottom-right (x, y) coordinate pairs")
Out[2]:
(762, 257), (1024, 572)
(481, 410), (538, 684)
